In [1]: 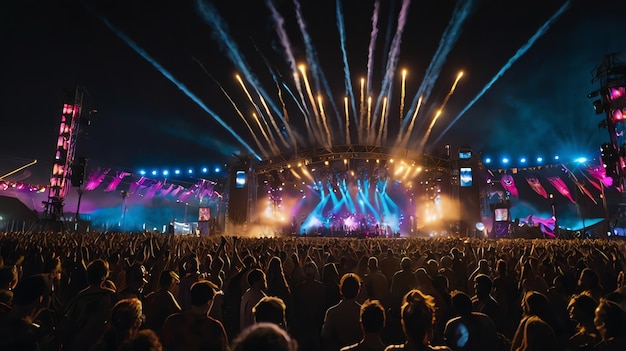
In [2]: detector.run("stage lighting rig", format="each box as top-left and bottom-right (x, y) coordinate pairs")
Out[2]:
(591, 53), (626, 189)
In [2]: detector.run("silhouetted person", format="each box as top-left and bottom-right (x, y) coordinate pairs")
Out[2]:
(232, 322), (298, 351)
(240, 268), (268, 331)
(118, 263), (149, 302)
(443, 291), (500, 351)
(511, 291), (565, 351)
(177, 255), (202, 311)
(90, 298), (145, 351)
(322, 273), (363, 351)
(577, 268), (605, 302)
(59, 259), (116, 351)
(0, 274), (53, 351)
(384, 289), (452, 351)
(322, 262), (342, 312)
(471, 274), (501, 328)
(340, 299), (387, 351)
(120, 329), (163, 351)
(265, 256), (293, 325)
(566, 293), (600, 351)
(592, 298), (626, 350)
(292, 261), (326, 351)
(387, 257), (416, 343)
(143, 270), (181, 334)
(514, 315), (557, 351)
(0, 264), (18, 314)
(253, 295), (288, 329)
(380, 249), (401, 287)
(161, 280), (228, 351)
(362, 257), (389, 307)
(223, 254), (257, 341)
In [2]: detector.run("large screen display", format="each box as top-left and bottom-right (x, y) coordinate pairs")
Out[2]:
(495, 208), (509, 222)
(198, 207), (210, 221)
(460, 167), (472, 187)
(458, 149), (472, 159)
(236, 170), (246, 188)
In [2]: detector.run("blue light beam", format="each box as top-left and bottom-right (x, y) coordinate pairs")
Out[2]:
(97, 16), (261, 160)
(433, 1), (571, 144)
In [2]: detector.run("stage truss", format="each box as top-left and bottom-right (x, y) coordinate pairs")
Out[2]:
(247, 145), (456, 237)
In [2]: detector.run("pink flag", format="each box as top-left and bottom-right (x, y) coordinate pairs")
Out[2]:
(178, 184), (199, 202)
(211, 191), (223, 200)
(547, 176), (575, 203)
(105, 171), (131, 192)
(129, 177), (146, 195)
(85, 168), (110, 191)
(170, 185), (184, 196)
(196, 179), (216, 200)
(144, 181), (163, 199)
(525, 176), (548, 198)
(586, 165), (613, 188)
(160, 183), (174, 196)
(501, 174), (519, 198)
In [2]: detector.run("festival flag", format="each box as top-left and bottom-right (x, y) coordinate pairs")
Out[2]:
(85, 168), (110, 191)
(547, 176), (575, 203)
(144, 181), (163, 199)
(500, 174), (519, 198)
(160, 183), (175, 196)
(197, 179), (216, 200)
(104, 171), (131, 192)
(128, 177), (146, 194)
(586, 165), (613, 188)
(170, 185), (184, 197)
(177, 184), (198, 202)
(525, 176), (548, 198)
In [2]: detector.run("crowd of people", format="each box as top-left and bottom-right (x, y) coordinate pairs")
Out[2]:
(1, 230), (626, 351)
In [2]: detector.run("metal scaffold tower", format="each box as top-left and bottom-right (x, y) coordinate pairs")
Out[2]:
(43, 87), (85, 228)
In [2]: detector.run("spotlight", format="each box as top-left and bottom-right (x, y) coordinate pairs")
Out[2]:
(163, 170), (169, 176)
(536, 157), (543, 163)
(520, 157), (526, 163)
(475, 222), (485, 231)
(214, 166), (221, 173)
(485, 158), (491, 164)
(139, 170), (146, 176)
(151, 170), (158, 176)
(202, 167), (208, 173)
(502, 158), (509, 164)
(174, 169), (181, 175)
(188, 169), (193, 174)
(554, 155), (560, 160)
(575, 157), (587, 164)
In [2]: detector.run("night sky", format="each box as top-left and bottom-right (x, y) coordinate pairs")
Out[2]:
(1, 0), (625, 185)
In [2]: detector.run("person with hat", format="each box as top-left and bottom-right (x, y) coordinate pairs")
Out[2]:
(143, 269), (182, 334)
(161, 280), (228, 351)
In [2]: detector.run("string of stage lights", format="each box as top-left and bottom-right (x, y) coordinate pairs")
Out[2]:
(133, 152), (595, 180)
(483, 154), (594, 168)
(136, 165), (225, 178)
